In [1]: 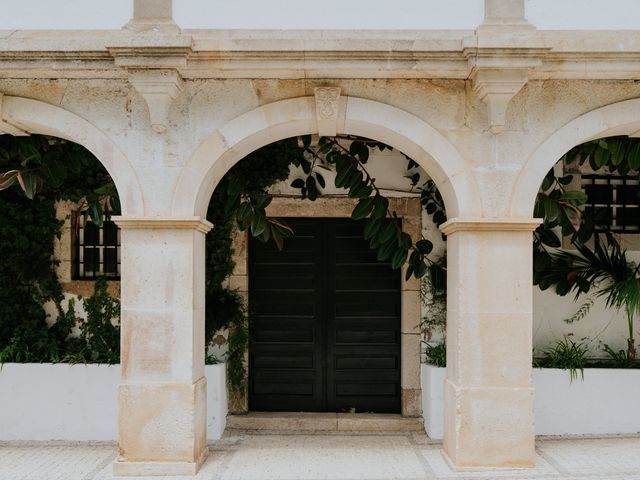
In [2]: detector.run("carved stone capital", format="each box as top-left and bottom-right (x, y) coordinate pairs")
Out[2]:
(128, 69), (183, 133)
(314, 87), (341, 137)
(0, 94), (29, 136)
(470, 67), (529, 133)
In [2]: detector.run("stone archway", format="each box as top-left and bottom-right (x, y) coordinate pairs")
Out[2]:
(0, 95), (144, 216)
(117, 94), (541, 474)
(172, 95), (481, 218)
(510, 97), (640, 217)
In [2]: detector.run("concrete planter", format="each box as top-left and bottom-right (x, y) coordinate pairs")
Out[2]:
(0, 363), (227, 441)
(421, 363), (640, 439)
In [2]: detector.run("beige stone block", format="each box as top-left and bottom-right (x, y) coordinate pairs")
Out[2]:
(133, 0), (172, 20)
(337, 413), (423, 432)
(401, 333), (421, 389)
(117, 378), (207, 464)
(401, 388), (422, 417)
(401, 291), (421, 334)
(228, 274), (248, 292)
(231, 229), (248, 275)
(227, 412), (337, 431)
(121, 306), (203, 383)
(61, 280), (120, 298)
(56, 260), (72, 283)
(443, 380), (535, 468)
(451, 311), (532, 387)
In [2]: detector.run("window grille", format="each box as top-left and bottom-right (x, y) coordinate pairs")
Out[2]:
(73, 219), (121, 279)
(581, 174), (640, 233)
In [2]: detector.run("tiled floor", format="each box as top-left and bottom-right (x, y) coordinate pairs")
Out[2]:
(1, 434), (640, 480)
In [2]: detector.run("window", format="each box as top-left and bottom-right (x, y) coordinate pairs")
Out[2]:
(581, 174), (640, 233)
(73, 219), (121, 279)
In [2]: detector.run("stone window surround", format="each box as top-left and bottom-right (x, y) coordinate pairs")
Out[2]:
(228, 195), (423, 417)
(54, 200), (120, 299)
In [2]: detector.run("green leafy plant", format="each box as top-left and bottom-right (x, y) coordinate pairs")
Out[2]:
(602, 344), (636, 368)
(538, 234), (640, 360)
(537, 336), (589, 381)
(80, 277), (120, 364)
(420, 257), (447, 341)
(423, 341), (446, 367)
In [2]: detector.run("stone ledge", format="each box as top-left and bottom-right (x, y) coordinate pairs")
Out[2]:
(439, 217), (542, 235)
(226, 412), (424, 433)
(112, 216), (213, 233)
(61, 280), (120, 298)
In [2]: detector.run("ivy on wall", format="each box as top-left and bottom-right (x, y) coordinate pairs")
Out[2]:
(0, 135), (120, 363)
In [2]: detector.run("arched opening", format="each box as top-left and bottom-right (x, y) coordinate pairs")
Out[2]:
(516, 99), (640, 435)
(0, 124), (125, 441)
(175, 96), (477, 428)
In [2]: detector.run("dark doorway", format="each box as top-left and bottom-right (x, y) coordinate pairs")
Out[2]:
(248, 217), (401, 413)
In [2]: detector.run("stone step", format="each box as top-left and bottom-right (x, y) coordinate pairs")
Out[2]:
(226, 412), (424, 433)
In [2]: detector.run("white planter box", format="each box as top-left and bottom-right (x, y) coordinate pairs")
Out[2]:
(421, 364), (640, 439)
(0, 363), (227, 441)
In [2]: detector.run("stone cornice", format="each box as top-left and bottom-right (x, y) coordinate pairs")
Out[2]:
(0, 30), (639, 80)
(439, 217), (542, 235)
(113, 216), (213, 233)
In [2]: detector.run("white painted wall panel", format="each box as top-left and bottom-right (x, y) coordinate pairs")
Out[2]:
(422, 364), (640, 438)
(0, 363), (227, 441)
(174, 0), (484, 30)
(0, 0), (131, 30)
(526, 0), (640, 30)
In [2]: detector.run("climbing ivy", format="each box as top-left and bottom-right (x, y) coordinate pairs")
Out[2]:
(0, 135), (122, 363)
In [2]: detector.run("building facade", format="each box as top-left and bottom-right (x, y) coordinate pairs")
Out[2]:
(2, 0), (640, 475)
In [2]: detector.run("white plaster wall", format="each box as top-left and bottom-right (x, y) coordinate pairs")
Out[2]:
(0, 363), (227, 441)
(533, 287), (637, 358)
(526, 0), (640, 30)
(0, 0), (132, 30)
(421, 364), (640, 438)
(174, 0), (483, 30)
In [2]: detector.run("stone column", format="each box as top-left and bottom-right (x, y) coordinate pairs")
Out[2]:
(484, 0), (526, 24)
(112, 217), (212, 476)
(125, 0), (179, 32)
(439, 217), (540, 468)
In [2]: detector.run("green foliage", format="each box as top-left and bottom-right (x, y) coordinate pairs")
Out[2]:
(205, 137), (304, 390)
(601, 344), (638, 368)
(423, 341), (446, 367)
(420, 257), (447, 341)
(538, 234), (640, 360)
(285, 136), (438, 279)
(537, 336), (589, 381)
(0, 135), (118, 224)
(0, 134), (120, 365)
(81, 278), (120, 364)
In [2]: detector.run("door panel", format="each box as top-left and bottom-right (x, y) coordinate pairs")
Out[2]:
(249, 217), (401, 413)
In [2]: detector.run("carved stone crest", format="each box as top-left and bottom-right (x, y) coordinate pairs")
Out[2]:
(314, 87), (341, 136)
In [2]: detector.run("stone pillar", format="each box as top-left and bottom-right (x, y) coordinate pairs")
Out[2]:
(439, 217), (540, 468)
(125, 0), (179, 32)
(484, 0), (526, 24)
(112, 217), (212, 476)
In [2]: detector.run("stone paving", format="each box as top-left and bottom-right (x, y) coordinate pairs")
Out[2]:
(1, 433), (640, 480)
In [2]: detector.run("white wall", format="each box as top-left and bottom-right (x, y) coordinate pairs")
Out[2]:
(174, 0), (483, 30)
(526, 0), (640, 30)
(0, 0), (132, 30)
(422, 364), (640, 438)
(0, 363), (227, 441)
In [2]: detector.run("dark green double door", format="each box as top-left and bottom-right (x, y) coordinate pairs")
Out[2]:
(248, 218), (401, 413)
